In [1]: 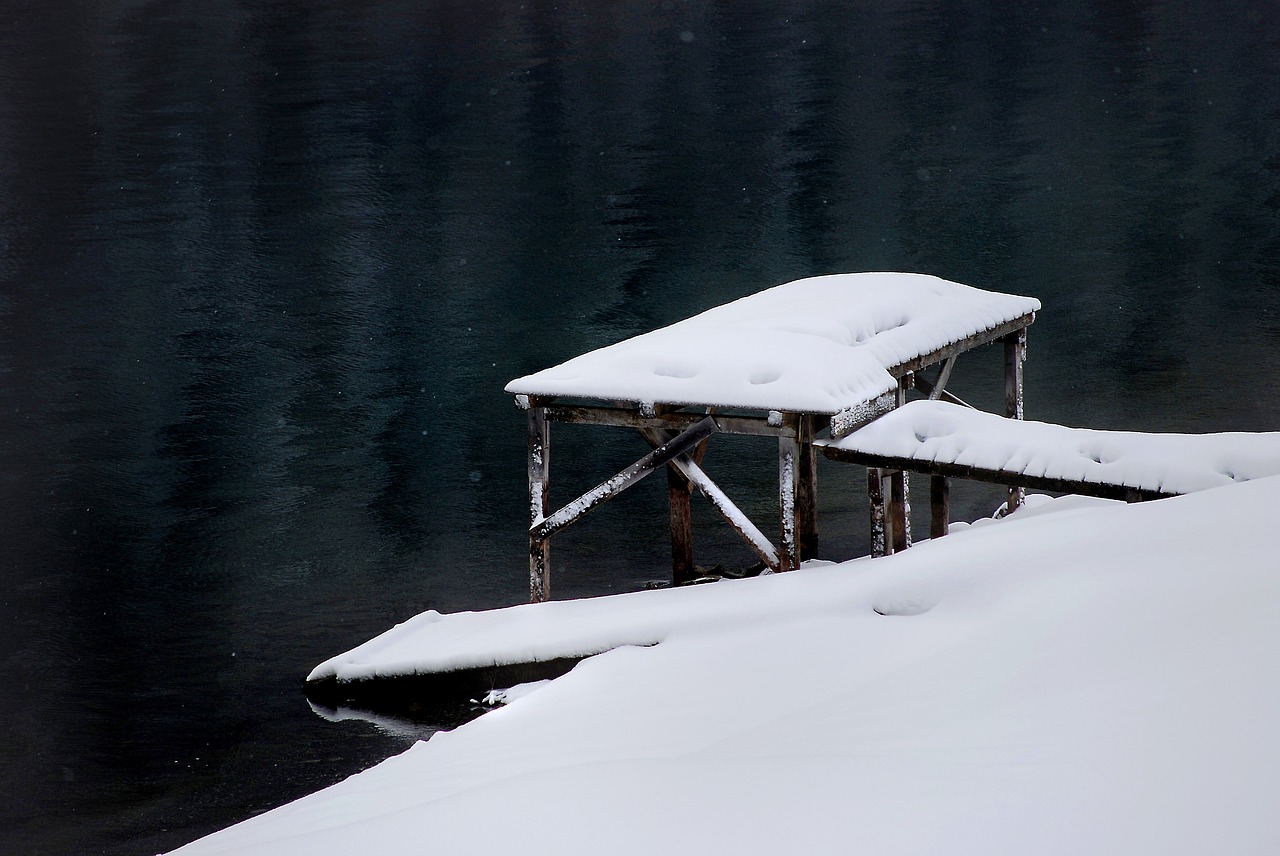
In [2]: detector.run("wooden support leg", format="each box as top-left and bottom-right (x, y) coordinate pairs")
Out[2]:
(890, 469), (910, 553)
(797, 415), (818, 561)
(930, 475), (950, 540)
(1004, 328), (1027, 515)
(779, 425), (800, 571)
(668, 462), (694, 585)
(528, 405), (551, 602)
(868, 467), (889, 558)
(891, 376), (912, 550)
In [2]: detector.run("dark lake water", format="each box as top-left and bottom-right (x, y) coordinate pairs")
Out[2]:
(2, 1), (1278, 853)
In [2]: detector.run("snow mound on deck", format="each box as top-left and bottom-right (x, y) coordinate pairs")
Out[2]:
(179, 476), (1280, 856)
(506, 272), (1039, 414)
(828, 399), (1280, 494)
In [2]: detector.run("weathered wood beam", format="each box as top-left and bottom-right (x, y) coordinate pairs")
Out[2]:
(888, 311), (1036, 378)
(796, 415), (818, 560)
(779, 419), (800, 572)
(889, 378), (911, 552)
(927, 356), (957, 401)
(1004, 328), (1026, 421)
(821, 445), (1177, 503)
(830, 390), (897, 438)
(542, 404), (795, 437)
(1004, 327), (1027, 515)
(667, 462), (694, 585)
(528, 406), (551, 602)
(867, 467), (889, 558)
(890, 470), (910, 552)
(666, 426), (709, 586)
(531, 416), (720, 543)
(639, 428), (781, 572)
(930, 475), (950, 539)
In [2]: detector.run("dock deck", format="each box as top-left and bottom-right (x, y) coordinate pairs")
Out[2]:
(505, 272), (1039, 599)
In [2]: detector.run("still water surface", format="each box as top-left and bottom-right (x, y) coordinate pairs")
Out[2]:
(2, 1), (1278, 852)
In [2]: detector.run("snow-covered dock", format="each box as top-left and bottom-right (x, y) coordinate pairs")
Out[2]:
(821, 399), (1280, 549)
(309, 272), (1045, 715)
(506, 272), (1039, 600)
(308, 272), (1280, 716)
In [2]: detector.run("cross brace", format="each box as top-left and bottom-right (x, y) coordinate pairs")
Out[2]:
(639, 428), (782, 571)
(531, 416), (721, 543)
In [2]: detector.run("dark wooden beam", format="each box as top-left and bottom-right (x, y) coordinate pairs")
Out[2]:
(887, 312), (1036, 378)
(890, 471), (909, 553)
(830, 391), (897, 438)
(796, 415), (819, 560)
(927, 356), (957, 401)
(542, 403), (795, 437)
(889, 377), (911, 552)
(528, 406), (551, 602)
(1004, 327), (1027, 515)
(867, 467), (889, 558)
(667, 462), (694, 585)
(821, 445), (1177, 503)
(930, 475), (950, 540)
(779, 416), (800, 571)
(665, 425), (709, 586)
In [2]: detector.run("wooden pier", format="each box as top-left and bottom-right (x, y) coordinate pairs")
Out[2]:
(506, 273), (1039, 601)
(305, 273), (1280, 721)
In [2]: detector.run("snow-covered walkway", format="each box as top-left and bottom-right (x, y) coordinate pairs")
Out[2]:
(822, 399), (1280, 496)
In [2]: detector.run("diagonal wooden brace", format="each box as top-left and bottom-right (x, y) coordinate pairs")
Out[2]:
(926, 355), (957, 401)
(640, 428), (782, 572)
(531, 416), (720, 543)
(913, 370), (976, 410)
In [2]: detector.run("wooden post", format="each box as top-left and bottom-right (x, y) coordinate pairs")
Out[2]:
(890, 469), (909, 552)
(665, 430), (708, 587)
(867, 466), (889, 558)
(796, 414), (818, 560)
(889, 376), (911, 551)
(528, 405), (551, 602)
(779, 415), (800, 571)
(930, 475), (949, 540)
(928, 356), (956, 401)
(667, 465), (694, 585)
(1004, 328), (1027, 515)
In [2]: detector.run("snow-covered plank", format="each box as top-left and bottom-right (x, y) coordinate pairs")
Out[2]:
(506, 272), (1040, 416)
(821, 399), (1280, 497)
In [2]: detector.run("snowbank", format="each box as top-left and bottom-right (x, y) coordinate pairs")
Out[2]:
(173, 476), (1280, 856)
(506, 273), (1039, 414)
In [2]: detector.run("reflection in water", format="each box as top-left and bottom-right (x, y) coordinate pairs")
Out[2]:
(0, 1), (1277, 853)
(307, 701), (481, 744)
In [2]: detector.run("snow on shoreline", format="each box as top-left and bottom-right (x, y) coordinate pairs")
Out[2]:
(173, 476), (1280, 855)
